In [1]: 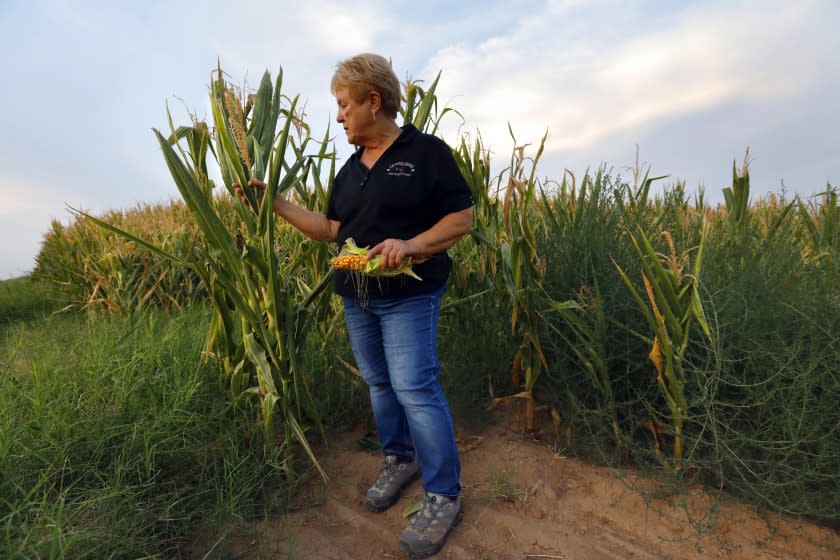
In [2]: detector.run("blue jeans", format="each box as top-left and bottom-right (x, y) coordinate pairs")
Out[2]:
(342, 284), (461, 496)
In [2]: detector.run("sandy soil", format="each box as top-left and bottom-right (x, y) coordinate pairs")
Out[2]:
(221, 411), (839, 560)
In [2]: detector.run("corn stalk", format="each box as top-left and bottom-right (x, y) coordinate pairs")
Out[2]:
(722, 151), (752, 245)
(401, 71), (461, 134)
(487, 128), (550, 431)
(798, 187), (839, 265)
(449, 133), (500, 298)
(613, 223), (712, 471)
(79, 64), (333, 481)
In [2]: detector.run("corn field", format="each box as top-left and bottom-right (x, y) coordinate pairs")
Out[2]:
(33, 66), (840, 525)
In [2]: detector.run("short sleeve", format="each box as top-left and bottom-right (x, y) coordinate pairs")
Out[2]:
(326, 164), (346, 222)
(326, 193), (338, 221)
(431, 138), (474, 221)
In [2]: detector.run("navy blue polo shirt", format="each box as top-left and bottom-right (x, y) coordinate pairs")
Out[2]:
(326, 124), (474, 299)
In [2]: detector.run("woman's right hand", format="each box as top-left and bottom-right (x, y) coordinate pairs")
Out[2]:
(232, 178), (267, 207)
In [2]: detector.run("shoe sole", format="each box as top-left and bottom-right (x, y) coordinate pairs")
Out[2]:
(398, 504), (464, 559)
(364, 469), (421, 512)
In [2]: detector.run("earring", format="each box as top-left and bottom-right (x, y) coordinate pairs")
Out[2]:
(371, 109), (376, 121)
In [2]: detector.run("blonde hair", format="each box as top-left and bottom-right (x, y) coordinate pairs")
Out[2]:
(331, 53), (401, 118)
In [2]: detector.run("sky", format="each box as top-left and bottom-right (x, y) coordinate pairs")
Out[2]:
(1, 0), (838, 279)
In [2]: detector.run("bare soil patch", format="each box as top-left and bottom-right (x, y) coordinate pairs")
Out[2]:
(221, 412), (839, 559)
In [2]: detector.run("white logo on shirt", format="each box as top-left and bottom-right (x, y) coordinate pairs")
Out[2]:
(386, 161), (415, 177)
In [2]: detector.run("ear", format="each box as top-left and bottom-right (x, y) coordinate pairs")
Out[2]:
(368, 90), (383, 112)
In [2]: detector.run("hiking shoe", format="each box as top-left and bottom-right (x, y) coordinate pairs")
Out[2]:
(365, 455), (421, 512)
(399, 492), (463, 558)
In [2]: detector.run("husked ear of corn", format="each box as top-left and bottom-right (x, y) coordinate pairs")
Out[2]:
(330, 254), (367, 270)
(331, 238), (423, 281)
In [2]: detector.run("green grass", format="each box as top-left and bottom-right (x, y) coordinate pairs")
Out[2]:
(0, 279), (302, 559)
(16, 153), (840, 558)
(0, 276), (66, 329)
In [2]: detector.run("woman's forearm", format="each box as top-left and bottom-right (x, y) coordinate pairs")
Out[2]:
(273, 196), (337, 242)
(364, 207), (473, 267)
(409, 208), (473, 255)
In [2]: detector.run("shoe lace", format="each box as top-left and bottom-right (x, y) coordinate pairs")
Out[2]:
(375, 458), (399, 484)
(410, 494), (443, 532)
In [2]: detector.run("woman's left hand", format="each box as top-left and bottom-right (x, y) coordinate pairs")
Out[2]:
(366, 239), (427, 269)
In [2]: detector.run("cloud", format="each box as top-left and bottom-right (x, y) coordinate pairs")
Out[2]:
(424, 1), (832, 157)
(298, 0), (387, 54)
(0, 175), (74, 278)
(1, 0), (838, 278)
(0, 177), (66, 216)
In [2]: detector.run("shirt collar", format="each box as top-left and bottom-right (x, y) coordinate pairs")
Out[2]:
(395, 123), (419, 145)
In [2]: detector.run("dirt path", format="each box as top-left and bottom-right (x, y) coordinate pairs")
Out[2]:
(223, 419), (839, 559)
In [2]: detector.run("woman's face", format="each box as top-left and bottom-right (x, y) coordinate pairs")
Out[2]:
(335, 86), (372, 145)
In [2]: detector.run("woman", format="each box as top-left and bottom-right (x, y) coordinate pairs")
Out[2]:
(238, 53), (473, 558)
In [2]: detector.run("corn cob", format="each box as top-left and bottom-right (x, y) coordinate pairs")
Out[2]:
(331, 254), (367, 271)
(330, 238), (423, 281)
